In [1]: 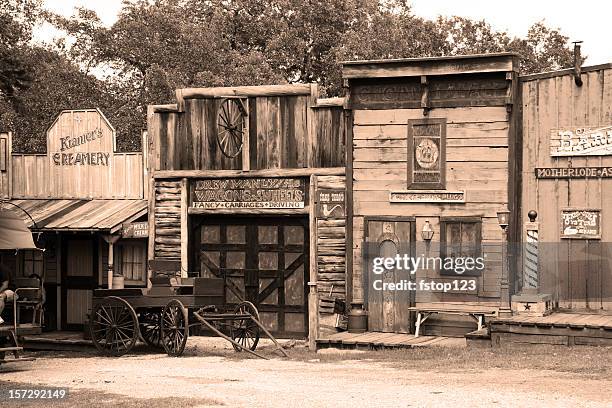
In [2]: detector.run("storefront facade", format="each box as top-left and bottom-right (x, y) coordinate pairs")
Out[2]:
(342, 54), (522, 336)
(0, 109), (148, 331)
(147, 85), (347, 343)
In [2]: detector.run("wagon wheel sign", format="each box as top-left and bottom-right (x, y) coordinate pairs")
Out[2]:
(216, 98), (247, 158)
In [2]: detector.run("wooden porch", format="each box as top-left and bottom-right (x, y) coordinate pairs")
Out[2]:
(316, 331), (461, 350)
(489, 312), (612, 346)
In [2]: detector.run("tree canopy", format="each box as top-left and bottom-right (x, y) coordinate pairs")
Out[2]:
(1, 0), (579, 152)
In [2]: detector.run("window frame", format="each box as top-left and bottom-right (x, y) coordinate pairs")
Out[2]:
(439, 217), (483, 277)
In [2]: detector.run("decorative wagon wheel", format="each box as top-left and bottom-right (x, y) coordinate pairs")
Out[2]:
(230, 301), (261, 352)
(90, 296), (139, 356)
(160, 299), (189, 357)
(139, 311), (163, 349)
(216, 98), (247, 158)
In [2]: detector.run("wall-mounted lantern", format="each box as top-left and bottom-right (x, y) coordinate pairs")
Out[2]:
(421, 220), (434, 241)
(497, 209), (510, 231)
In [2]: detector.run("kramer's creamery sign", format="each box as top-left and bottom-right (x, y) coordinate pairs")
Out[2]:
(191, 178), (306, 209)
(48, 109), (114, 167)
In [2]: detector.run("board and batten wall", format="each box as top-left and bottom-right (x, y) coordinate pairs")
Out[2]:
(521, 65), (612, 311)
(147, 85), (345, 173)
(3, 109), (145, 199)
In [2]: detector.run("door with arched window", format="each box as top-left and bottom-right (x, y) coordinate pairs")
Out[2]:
(365, 218), (415, 333)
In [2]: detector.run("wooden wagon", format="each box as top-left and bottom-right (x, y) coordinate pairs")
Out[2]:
(90, 276), (287, 359)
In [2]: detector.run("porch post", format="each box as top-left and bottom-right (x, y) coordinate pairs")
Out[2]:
(103, 234), (121, 288)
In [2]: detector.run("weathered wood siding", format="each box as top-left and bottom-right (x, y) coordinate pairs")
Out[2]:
(5, 109), (145, 199)
(153, 179), (182, 260)
(148, 85), (345, 172)
(521, 66), (612, 311)
(314, 175), (347, 336)
(351, 107), (510, 301)
(10, 152), (144, 198)
(345, 55), (520, 335)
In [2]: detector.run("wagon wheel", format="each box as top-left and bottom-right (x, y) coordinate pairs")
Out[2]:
(90, 296), (139, 357)
(216, 98), (246, 158)
(160, 299), (188, 357)
(231, 301), (260, 352)
(139, 311), (162, 349)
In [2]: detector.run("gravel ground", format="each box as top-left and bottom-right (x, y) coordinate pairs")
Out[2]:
(1, 338), (611, 408)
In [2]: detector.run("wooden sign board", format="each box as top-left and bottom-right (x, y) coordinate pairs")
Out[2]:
(561, 208), (601, 239)
(316, 189), (345, 218)
(407, 119), (446, 189)
(550, 126), (612, 156)
(191, 177), (306, 209)
(536, 167), (612, 179)
(122, 221), (149, 238)
(389, 190), (465, 203)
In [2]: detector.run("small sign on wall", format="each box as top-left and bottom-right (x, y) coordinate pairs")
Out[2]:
(561, 208), (601, 239)
(316, 189), (345, 218)
(122, 221), (149, 238)
(389, 190), (465, 203)
(550, 126), (612, 156)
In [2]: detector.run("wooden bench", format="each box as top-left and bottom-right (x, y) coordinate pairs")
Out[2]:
(408, 307), (499, 337)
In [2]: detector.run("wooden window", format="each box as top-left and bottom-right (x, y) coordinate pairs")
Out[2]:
(20, 250), (44, 278)
(407, 118), (446, 189)
(440, 217), (482, 276)
(115, 241), (147, 285)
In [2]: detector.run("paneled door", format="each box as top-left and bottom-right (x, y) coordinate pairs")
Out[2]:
(197, 217), (309, 338)
(365, 218), (415, 333)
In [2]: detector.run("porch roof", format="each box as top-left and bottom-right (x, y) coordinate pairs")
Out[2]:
(3, 199), (147, 233)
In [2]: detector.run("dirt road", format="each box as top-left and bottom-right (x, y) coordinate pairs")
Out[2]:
(1, 338), (611, 407)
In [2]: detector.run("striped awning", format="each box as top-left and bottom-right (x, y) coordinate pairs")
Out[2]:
(3, 199), (147, 233)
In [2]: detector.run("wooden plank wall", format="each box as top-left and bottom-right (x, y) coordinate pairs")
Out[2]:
(10, 152), (144, 198)
(521, 67), (612, 311)
(153, 179), (182, 260)
(352, 106), (510, 307)
(314, 175), (347, 336)
(149, 90), (345, 172)
(0, 132), (10, 198)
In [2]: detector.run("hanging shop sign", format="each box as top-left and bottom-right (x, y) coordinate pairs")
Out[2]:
(389, 190), (465, 203)
(316, 189), (345, 218)
(560, 208), (601, 239)
(191, 177), (306, 209)
(535, 167), (612, 179)
(550, 126), (612, 157)
(122, 221), (149, 238)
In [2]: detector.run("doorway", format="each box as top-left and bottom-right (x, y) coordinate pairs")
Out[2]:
(195, 216), (309, 338)
(61, 236), (98, 330)
(365, 218), (415, 333)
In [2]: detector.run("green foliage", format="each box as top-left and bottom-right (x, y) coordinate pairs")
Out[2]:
(0, 0), (580, 153)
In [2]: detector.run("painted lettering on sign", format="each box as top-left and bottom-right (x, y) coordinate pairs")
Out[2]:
(60, 128), (103, 151)
(52, 152), (111, 166)
(550, 126), (612, 156)
(389, 190), (465, 203)
(561, 209), (601, 239)
(535, 167), (612, 179)
(122, 222), (149, 238)
(316, 189), (346, 218)
(191, 177), (306, 209)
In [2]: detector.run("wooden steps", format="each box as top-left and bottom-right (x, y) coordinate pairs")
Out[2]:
(316, 331), (452, 350)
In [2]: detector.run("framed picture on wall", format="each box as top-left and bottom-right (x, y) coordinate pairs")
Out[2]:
(407, 118), (446, 190)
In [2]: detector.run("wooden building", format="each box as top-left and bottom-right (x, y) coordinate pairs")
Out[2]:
(520, 63), (612, 312)
(342, 54), (521, 336)
(0, 109), (148, 331)
(146, 85), (346, 344)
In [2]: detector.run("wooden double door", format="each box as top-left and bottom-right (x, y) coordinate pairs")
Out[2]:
(195, 216), (309, 338)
